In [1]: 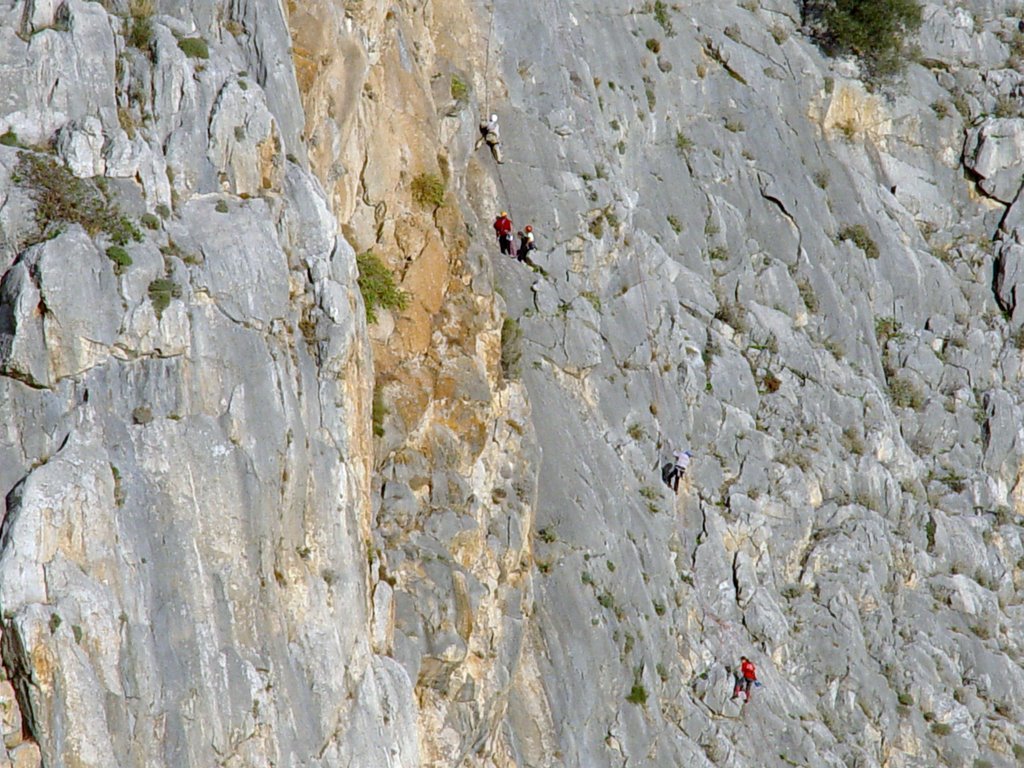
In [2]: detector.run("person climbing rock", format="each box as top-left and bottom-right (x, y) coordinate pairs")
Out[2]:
(731, 656), (758, 702)
(663, 449), (692, 494)
(516, 225), (538, 269)
(475, 113), (504, 164)
(494, 211), (514, 255)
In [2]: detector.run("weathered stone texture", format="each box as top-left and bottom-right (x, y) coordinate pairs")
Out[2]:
(3, 0), (1024, 767)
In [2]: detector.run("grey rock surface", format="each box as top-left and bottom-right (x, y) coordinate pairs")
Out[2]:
(456, 0), (1024, 766)
(0, 1), (411, 766)
(1, 0), (1024, 767)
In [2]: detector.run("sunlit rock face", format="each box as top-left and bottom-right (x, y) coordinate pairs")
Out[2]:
(2, 1), (1024, 767)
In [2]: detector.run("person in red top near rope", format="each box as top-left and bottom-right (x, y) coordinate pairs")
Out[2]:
(494, 211), (513, 255)
(732, 656), (758, 702)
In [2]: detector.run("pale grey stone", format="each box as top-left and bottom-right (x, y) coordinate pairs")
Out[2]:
(3, 0), (1024, 767)
(55, 116), (105, 178)
(964, 117), (1024, 203)
(179, 197), (289, 327)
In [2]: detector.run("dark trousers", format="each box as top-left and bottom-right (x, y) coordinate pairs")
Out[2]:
(733, 677), (753, 701)
(666, 465), (684, 492)
(498, 233), (513, 255)
(517, 244), (537, 268)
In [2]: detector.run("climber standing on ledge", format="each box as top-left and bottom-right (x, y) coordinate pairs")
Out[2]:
(494, 211), (514, 255)
(731, 656), (759, 703)
(663, 449), (692, 494)
(475, 113), (504, 164)
(516, 225), (538, 269)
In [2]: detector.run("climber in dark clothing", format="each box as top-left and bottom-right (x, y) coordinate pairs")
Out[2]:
(516, 226), (538, 268)
(662, 449), (691, 494)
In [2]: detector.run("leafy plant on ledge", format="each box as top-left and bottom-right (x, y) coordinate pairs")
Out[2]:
(356, 250), (408, 323)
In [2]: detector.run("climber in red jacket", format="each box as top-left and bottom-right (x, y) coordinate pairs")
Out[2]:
(732, 656), (757, 702)
(494, 211), (513, 255)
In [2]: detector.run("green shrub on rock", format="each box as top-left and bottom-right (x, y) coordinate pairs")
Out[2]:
(356, 250), (408, 323)
(411, 173), (446, 209)
(838, 223), (879, 259)
(148, 278), (181, 318)
(450, 74), (469, 103)
(626, 683), (648, 705)
(177, 37), (210, 59)
(128, 0), (155, 52)
(652, 0), (674, 36)
(12, 151), (142, 246)
(889, 373), (925, 410)
(802, 0), (922, 78)
(106, 245), (132, 275)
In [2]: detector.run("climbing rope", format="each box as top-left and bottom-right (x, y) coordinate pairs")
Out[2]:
(479, 1), (521, 232)
(495, 163), (514, 222)
(632, 250), (669, 452)
(483, 1), (496, 116)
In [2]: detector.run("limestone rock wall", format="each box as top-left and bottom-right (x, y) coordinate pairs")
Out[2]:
(0, 1), (417, 766)
(284, 2), (540, 764)
(3, 0), (1024, 767)
(462, 1), (1024, 766)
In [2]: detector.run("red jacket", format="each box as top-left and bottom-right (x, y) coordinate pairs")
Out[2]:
(741, 660), (756, 680)
(494, 216), (512, 236)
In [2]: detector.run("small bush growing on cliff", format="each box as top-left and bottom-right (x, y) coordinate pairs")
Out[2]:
(875, 316), (906, 346)
(450, 74), (469, 104)
(674, 131), (693, 157)
(802, 0), (922, 79)
(13, 151), (142, 246)
(796, 277), (819, 313)
(759, 370), (782, 394)
(651, 0), (674, 36)
(356, 250), (408, 323)
(411, 173), (446, 209)
(838, 223), (879, 259)
(840, 425), (866, 455)
(127, 0), (155, 52)
(148, 278), (181, 318)
(626, 683), (648, 705)
(106, 245), (132, 275)
(178, 37), (210, 59)
(714, 298), (748, 333)
(889, 373), (925, 410)
(994, 95), (1019, 119)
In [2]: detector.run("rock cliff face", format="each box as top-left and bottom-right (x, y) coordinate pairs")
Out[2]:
(1, 0), (1024, 767)
(0, 1), (413, 766)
